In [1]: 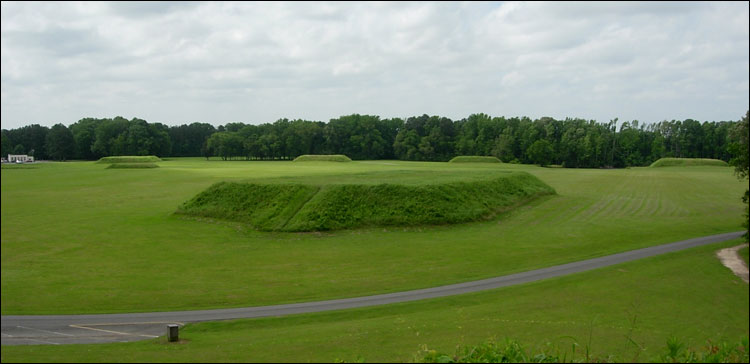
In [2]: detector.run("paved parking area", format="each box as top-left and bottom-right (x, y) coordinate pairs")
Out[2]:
(1, 322), (182, 345)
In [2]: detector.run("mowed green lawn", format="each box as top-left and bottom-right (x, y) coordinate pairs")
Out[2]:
(2, 239), (747, 362)
(1, 159), (746, 314)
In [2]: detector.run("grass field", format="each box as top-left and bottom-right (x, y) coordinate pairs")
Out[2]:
(1, 239), (746, 362)
(1, 159), (747, 314)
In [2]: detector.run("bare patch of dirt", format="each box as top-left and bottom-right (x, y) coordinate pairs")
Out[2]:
(716, 244), (749, 283)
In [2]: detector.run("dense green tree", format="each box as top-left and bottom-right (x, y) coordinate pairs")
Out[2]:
(491, 132), (515, 162)
(169, 122), (216, 157)
(526, 139), (554, 166)
(45, 124), (75, 161)
(91, 117), (129, 157)
(377, 117), (404, 159)
(728, 111), (749, 242)
(728, 112), (748, 180)
(394, 129), (421, 160)
(1, 131), (12, 158)
(86, 117), (171, 158)
(1, 113), (741, 167)
(394, 114), (455, 161)
(147, 122), (172, 157)
(470, 113), (498, 156)
(223, 122), (247, 133)
(205, 132), (244, 160)
(559, 120), (586, 167)
(619, 121), (643, 167)
(70, 118), (103, 160)
(282, 119), (325, 159)
(125, 119), (153, 155)
(323, 114), (389, 160)
(240, 125), (262, 160)
(5, 124), (49, 159)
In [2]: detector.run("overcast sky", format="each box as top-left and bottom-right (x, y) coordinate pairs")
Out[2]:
(1, 1), (748, 130)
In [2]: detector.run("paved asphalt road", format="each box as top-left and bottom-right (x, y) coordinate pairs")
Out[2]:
(1, 231), (743, 346)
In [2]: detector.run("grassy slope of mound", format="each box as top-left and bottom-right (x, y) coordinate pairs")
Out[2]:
(96, 156), (162, 164)
(106, 163), (160, 169)
(293, 154), (352, 162)
(449, 156), (501, 163)
(177, 183), (319, 230)
(177, 172), (555, 231)
(649, 157), (728, 167)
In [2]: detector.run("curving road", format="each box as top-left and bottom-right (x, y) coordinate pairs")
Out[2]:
(1, 231), (744, 346)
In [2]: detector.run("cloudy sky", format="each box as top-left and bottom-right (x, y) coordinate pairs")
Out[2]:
(1, 1), (748, 130)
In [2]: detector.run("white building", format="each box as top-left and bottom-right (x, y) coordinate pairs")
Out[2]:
(8, 154), (34, 163)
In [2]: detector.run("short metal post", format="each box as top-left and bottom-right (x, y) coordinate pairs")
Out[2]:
(167, 324), (179, 342)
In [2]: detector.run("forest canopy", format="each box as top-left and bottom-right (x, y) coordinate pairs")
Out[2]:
(1, 113), (743, 169)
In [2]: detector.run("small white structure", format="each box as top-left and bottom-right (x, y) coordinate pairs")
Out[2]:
(8, 154), (34, 163)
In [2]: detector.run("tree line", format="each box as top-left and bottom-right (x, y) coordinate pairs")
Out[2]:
(1, 113), (744, 168)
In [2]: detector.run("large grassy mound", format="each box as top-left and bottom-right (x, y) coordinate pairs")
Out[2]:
(649, 157), (728, 167)
(106, 163), (160, 169)
(177, 171), (554, 231)
(96, 155), (162, 164)
(449, 156), (501, 163)
(293, 154), (352, 162)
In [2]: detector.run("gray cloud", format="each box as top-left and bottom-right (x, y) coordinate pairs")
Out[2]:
(1, 1), (748, 129)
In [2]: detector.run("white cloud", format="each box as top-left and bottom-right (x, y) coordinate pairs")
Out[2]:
(1, 1), (748, 129)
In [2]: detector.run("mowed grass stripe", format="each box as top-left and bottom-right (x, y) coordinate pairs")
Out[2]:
(627, 193), (649, 216)
(580, 174), (688, 220)
(642, 190), (661, 216)
(602, 174), (649, 219)
(575, 193), (614, 221)
(617, 183), (642, 216)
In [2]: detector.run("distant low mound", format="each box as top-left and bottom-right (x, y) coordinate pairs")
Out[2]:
(96, 156), (162, 164)
(649, 158), (728, 167)
(293, 154), (352, 162)
(176, 172), (555, 232)
(106, 163), (159, 169)
(449, 156), (501, 163)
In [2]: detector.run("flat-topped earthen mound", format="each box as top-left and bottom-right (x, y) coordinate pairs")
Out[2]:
(449, 156), (501, 163)
(176, 171), (555, 231)
(96, 156), (163, 164)
(292, 154), (352, 162)
(649, 158), (728, 167)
